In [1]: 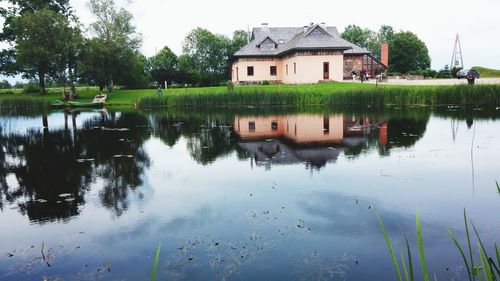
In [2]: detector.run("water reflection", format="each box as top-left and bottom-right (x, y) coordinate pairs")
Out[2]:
(0, 110), (150, 223)
(1, 107), (499, 281)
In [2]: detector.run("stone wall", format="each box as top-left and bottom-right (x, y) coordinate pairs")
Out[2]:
(343, 55), (363, 79)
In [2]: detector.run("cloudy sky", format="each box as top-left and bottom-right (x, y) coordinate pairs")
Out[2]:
(2, 0), (500, 82)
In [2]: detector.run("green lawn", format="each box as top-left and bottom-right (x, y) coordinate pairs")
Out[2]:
(0, 83), (382, 106)
(1, 82), (500, 109)
(472, 66), (500, 78)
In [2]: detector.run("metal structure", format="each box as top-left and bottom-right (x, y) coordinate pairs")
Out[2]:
(451, 34), (464, 69)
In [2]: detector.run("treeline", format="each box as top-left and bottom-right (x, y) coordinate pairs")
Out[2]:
(341, 25), (431, 74)
(0, 0), (248, 96)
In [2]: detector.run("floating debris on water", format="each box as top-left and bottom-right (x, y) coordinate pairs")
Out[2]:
(58, 193), (72, 198)
(297, 219), (306, 229)
(263, 210), (270, 214)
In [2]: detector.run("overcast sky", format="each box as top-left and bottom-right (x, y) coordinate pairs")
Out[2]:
(2, 0), (500, 83)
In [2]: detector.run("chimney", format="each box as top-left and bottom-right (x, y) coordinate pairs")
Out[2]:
(261, 23), (269, 33)
(303, 25), (308, 33)
(381, 43), (389, 67)
(320, 22), (326, 27)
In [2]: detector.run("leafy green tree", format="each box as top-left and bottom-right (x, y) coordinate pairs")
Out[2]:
(1, 7), (79, 94)
(0, 80), (12, 89)
(229, 30), (248, 57)
(389, 31), (431, 73)
(182, 28), (232, 86)
(341, 25), (376, 50)
(148, 46), (179, 86)
(84, 0), (142, 91)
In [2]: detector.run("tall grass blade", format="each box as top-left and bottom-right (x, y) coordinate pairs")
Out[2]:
(472, 222), (490, 259)
(416, 210), (431, 281)
(479, 244), (494, 281)
(151, 243), (161, 281)
(376, 213), (403, 281)
(464, 209), (476, 281)
(405, 234), (415, 281)
(400, 248), (410, 281)
(496, 181), (500, 196)
(447, 228), (473, 281)
(496, 244), (500, 270)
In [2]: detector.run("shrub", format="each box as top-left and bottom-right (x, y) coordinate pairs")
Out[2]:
(451, 67), (463, 78)
(261, 80), (270, 85)
(22, 83), (40, 94)
(226, 80), (234, 92)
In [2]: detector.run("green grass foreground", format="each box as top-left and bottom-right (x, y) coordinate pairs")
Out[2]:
(1, 83), (500, 111)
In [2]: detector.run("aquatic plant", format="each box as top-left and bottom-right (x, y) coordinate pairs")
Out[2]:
(139, 84), (500, 108)
(151, 243), (161, 281)
(379, 183), (500, 281)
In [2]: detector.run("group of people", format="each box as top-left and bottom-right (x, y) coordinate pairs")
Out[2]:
(352, 69), (370, 83)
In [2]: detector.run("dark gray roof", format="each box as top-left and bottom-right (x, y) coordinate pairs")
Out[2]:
(233, 24), (371, 58)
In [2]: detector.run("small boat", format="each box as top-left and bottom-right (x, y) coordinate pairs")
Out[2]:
(68, 101), (103, 108)
(50, 100), (65, 108)
(93, 94), (107, 104)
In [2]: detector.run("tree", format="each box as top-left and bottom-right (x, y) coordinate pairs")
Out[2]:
(182, 28), (231, 86)
(341, 25), (376, 51)
(389, 32), (431, 73)
(0, 80), (12, 89)
(148, 46), (178, 86)
(85, 0), (142, 91)
(1, 8), (79, 95)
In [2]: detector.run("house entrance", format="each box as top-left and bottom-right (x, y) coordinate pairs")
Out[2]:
(323, 62), (329, 80)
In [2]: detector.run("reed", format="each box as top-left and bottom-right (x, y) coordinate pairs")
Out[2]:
(151, 243), (161, 281)
(139, 84), (500, 108)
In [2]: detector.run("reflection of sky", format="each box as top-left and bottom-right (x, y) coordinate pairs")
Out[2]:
(1, 113), (500, 281)
(0, 111), (111, 134)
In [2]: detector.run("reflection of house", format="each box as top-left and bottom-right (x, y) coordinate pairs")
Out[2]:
(234, 114), (386, 169)
(231, 23), (388, 84)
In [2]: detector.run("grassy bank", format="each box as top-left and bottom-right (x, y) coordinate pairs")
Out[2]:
(472, 66), (500, 78)
(139, 84), (500, 108)
(1, 83), (500, 110)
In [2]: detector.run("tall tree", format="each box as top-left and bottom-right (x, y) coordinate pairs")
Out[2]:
(341, 25), (376, 50)
(389, 31), (431, 73)
(148, 46), (178, 87)
(84, 0), (142, 91)
(182, 28), (231, 86)
(1, 8), (79, 95)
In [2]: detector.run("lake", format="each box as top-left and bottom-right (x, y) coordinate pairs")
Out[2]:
(0, 107), (499, 281)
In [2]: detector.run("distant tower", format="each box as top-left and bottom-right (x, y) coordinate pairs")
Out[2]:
(451, 34), (464, 69)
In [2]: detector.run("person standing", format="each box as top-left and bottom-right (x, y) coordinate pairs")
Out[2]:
(360, 69), (365, 83)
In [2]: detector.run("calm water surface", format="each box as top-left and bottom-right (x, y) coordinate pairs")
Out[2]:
(0, 108), (499, 281)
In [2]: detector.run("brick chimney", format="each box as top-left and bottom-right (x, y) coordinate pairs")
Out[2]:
(381, 43), (389, 67)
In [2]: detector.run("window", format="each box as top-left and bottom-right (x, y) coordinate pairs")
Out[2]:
(286, 64), (288, 75)
(323, 116), (330, 135)
(271, 121), (278, 131)
(249, 121), (255, 131)
(310, 27), (324, 36)
(270, 66), (277, 76)
(278, 39), (285, 44)
(294, 62), (296, 74)
(247, 66), (254, 76)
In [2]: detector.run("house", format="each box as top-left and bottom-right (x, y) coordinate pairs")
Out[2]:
(233, 114), (387, 169)
(231, 23), (388, 84)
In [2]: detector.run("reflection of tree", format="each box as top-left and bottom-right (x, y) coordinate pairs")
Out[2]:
(344, 115), (430, 157)
(80, 112), (150, 216)
(0, 111), (151, 223)
(150, 113), (245, 165)
(0, 129), (92, 223)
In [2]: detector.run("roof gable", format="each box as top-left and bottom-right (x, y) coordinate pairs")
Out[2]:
(304, 24), (332, 37)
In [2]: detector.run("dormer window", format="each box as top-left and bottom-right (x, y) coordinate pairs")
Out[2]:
(310, 27), (325, 36)
(258, 37), (278, 50)
(278, 39), (285, 44)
